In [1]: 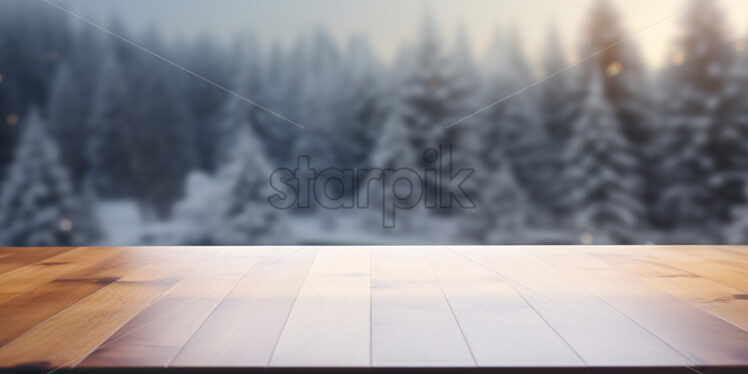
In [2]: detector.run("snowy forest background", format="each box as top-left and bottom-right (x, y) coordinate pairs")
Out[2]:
(2, 0), (748, 246)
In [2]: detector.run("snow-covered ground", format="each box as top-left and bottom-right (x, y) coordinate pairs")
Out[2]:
(96, 199), (582, 246)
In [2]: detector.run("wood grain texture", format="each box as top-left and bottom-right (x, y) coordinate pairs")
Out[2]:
(79, 247), (273, 367)
(270, 247), (370, 367)
(0, 245), (746, 370)
(0, 247), (180, 346)
(0, 247), (75, 276)
(540, 246), (748, 366)
(0, 247), (215, 368)
(454, 246), (690, 367)
(427, 248), (583, 367)
(370, 247), (475, 367)
(169, 247), (315, 367)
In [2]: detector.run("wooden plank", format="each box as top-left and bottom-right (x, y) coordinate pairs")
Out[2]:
(169, 247), (316, 367)
(539, 246), (748, 366)
(0, 247), (215, 369)
(455, 246), (690, 367)
(270, 247), (370, 367)
(427, 248), (583, 367)
(0, 247), (178, 346)
(0, 246), (126, 305)
(591, 249), (748, 332)
(600, 246), (748, 292)
(78, 247), (277, 367)
(0, 247), (75, 275)
(370, 247), (474, 367)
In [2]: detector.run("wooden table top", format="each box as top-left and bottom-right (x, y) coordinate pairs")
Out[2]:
(0, 245), (746, 373)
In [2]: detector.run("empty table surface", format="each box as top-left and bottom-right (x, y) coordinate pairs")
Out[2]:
(0, 245), (746, 373)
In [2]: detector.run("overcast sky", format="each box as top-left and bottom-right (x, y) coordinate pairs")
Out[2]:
(59, 0), (748, 68)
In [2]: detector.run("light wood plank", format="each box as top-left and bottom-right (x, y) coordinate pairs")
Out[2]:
(456, 246), (690, 367)
(0, 247), (214, 368)
(427, 248), (583, 367)
(0, 247), (75, 275)
(0, 247), (177, 346)
(539, 246), (748, 366)
(79, 247), (276, 367)
(591, 249), (748, 332)
(270, 247), (370, 367)
(370, 247), (474, 367)
(169, 247), (316, 367)
(598, 246), (748, 292)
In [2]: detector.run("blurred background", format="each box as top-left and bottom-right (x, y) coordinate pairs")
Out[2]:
(1, 0), (748, 246)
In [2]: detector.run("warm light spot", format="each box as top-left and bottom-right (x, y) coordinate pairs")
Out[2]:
(428, 81), (437, 92)
(46, 50), (59, 61)
(580, 232), (593, 245)
(59, 218), (73, 232)
(606, 61), (623, 77)
(0, 73), (3, 85)
(736, 42), (746, 53)
(672, 53), (685, 66)
(5, 114), (19, 125)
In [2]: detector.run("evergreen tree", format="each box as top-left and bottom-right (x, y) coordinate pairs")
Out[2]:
(580, 0), (651, 146)
(540, 24), (581, 143)
(89, 31), (194, 219)
(174, 126), (282, 245)
(482, 30), (550, 211)
(178, 33), (233, 173)
(215, 34), (265, 166)
(558, 72), (643, 244)
(654, 0), (735, 228)
(293, 29), (344, 170)
(46, 27), (102, 191)
(371, 13), (475, 219)
(0, 110), (95, 246)
(0, 0), (72, 177)
(459, 156), (529, 243)
(338, 35), (387, 170)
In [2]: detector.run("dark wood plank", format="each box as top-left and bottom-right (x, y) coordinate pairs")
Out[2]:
(0, 247), (75, 276)
(541, 246), (748, 366)
(169, 247), (316, 367)
(79, 247), (274, 367)
(0, 247), (215, 368)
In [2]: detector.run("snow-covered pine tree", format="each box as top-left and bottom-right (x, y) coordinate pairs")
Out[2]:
(722, 36), (748, 242)
(0, 109), (92, 246)
(371, 13), (478, 221)
(215, 34), (265, 166)
(0, 0), (72, 177)
(580, 0), (651, 146)
(540, 24), (581, 144)
(338, 35), (387, 170)
(293, 29), (344, 170)
(654, 0), (735, 228)
(558, 72), (643, 244)
(47, 27), (102, 191)
(481, 30), (550, 213)
(178, 33), (233, 173)
(459, 155), (529, 244)
(174, 126), (282, 245)
(253, 39), (305, 167)
(89, 31), (194, 220)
